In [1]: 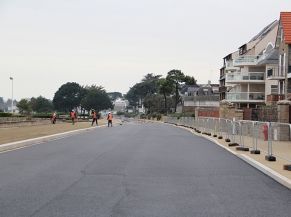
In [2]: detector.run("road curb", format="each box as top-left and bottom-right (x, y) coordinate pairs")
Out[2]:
(169, 123), (291, 190)
(0, 125), (105, 153)
(239, 154), (291, 189)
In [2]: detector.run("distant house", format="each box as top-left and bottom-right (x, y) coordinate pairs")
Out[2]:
(113, 98), (128, 112)
(179, 82), (220, 113)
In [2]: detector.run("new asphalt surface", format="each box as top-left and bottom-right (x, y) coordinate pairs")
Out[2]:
(0, 121), (290, 217)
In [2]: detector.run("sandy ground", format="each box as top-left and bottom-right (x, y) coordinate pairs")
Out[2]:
(0, 119), (108, 145)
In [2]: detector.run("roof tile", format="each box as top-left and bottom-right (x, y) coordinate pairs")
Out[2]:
(281, 12), (291, 44)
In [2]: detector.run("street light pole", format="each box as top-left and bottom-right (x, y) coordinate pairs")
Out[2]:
(9, 77), (13, 113)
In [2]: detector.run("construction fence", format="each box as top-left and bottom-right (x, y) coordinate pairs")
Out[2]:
(164, 116), (291, 165)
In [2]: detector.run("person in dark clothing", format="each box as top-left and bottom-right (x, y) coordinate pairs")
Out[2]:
(91, 110), (98, 126)
(107, 112), (113, 127)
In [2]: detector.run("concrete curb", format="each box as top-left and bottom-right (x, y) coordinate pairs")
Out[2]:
(168, 123), (291, 190)
(0, 125), (106, 153)
(240, 154), (291, 189)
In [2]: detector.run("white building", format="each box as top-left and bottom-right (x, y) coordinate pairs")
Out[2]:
(223, 20), (278, 108)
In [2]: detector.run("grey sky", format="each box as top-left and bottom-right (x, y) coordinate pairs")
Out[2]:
(0, 0), (291, 100)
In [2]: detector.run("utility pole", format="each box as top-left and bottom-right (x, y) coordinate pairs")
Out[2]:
(9, 77), (13, 113)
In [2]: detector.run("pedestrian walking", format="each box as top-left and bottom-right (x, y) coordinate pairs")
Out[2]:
(51, 111), (57, 124)
(70, 110), (76, 125)
(107, 112), (113, 127)
(91, 110), (98, 126)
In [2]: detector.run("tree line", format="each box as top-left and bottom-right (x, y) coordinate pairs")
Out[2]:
(125, 69), (196, 114)
(16, 82), (114, 115)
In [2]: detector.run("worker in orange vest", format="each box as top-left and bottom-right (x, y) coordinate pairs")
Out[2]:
(70, 110), (76, 125)
(107, 112), (113, 127)
(51, 111), (57, 124)
(91, 110), (98, 126)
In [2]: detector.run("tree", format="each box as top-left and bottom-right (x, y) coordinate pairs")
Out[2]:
(166, 69), (186, 112)
(125, 73), (161, 109)
(53, 82), (83, 112)
(141, 73), (162, 95)
(0, 97), (4, 111)
(31, 96), (54, 113)
(158, 78), (175, 113)
(81, 85), (113, 112)
(184, 75), (197, 85)
(108, 92), (123, 101)
(17, 99), (32, 115)
(125, 85), (140, 109)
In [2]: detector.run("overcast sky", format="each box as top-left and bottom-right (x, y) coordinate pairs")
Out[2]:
(0, 0), (291, 100)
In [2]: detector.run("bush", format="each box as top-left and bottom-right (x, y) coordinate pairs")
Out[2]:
(140, 114), (147, 119)
(124, 113), (137, 118)
(32, 113), (52, 118)
(0, 112), (13, 117)
(156, 113), (162, 121)
(117, 111), (125, 116)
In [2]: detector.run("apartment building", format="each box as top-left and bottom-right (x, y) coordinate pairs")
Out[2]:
(220, 20), (279, 108)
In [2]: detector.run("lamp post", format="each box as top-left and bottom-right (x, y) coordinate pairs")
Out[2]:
(9, 77), (13, 113)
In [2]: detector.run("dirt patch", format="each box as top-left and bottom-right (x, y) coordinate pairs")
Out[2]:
(0, 119), (107, 145)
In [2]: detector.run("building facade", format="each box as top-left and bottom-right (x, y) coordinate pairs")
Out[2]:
(220, 20), (279, 108)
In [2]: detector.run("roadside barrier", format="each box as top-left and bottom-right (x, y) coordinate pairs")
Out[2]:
(164, 116), (291, 169)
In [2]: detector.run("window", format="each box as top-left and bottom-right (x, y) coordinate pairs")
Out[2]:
(271, 85), (278, 94)
(267, 69), (273, 77)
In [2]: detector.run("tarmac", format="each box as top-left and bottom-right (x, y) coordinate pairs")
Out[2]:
(0, 119), (290, 189)
(173, 123), (291, 189)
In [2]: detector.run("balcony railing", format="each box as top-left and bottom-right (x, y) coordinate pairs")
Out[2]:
(266, 67), (284, 80)
(226, 92), (265, 101)
(226, 72), (264, 82)
(233, 55), (259, 66)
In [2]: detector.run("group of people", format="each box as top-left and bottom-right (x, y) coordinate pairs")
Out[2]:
(51, 110), (113, 127)
(90, 110), (113, 127)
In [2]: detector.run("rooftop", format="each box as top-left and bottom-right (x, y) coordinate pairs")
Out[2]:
(280, 12), (291, 44)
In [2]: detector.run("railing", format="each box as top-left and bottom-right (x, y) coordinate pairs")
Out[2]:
(226, 92), (265, 101)
(164, 116), (291, 166)
(266, 67), (284, 79)
(183, 95), (220, 101)
(226, 72), (264, 82)
(233, 55), (259, 66)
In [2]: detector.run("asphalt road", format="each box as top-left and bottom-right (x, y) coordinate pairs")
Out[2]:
(0, 121), (290, 217)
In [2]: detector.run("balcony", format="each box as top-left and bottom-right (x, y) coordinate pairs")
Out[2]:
(226, 72), (264, 83)
(233, 55), (259, 66)
(266, 68), (284, 80)
(226, 92), (265, 102)
(225, 61), (239, 71)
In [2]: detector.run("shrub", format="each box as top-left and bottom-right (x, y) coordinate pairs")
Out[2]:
(117, 111), (125, 116)
(140, 114), (147, 119)
(156, 113), (162, 121)
(0, 112), (13, 117)
(32, 113), (52, 118)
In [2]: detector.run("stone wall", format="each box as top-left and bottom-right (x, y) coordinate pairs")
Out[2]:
(195, 107), (219, 118)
